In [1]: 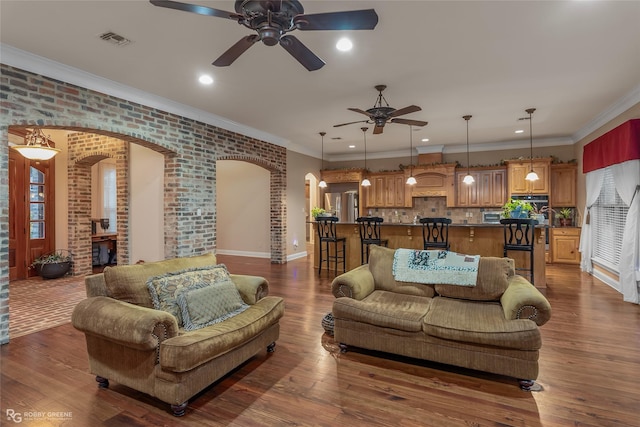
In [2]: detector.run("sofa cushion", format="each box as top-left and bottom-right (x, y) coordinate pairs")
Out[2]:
(423, 297), (541, 350)
(147, 264), (231, 326)
(177, 279), (249, 331)
(333, 290), (432, 332)
(103, 253), (218, 307)
(368, 245), (435, 298)
(434, 257), (514, 301)
(160, 296), (285, 372)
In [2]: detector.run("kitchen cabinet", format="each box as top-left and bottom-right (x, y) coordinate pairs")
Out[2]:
(320, 169), (363, 184)
(456, 167), (506, 207)
(365, 172), (407, 207)
(550, 227), (581, 264)
(550, 163), (577, 207)
(409, 163), (457, 207)
(506, 159), (550, 195)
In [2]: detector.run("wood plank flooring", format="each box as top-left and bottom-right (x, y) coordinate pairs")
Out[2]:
(1, 255), (639, 426)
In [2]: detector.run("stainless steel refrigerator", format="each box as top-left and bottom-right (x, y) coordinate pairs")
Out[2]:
(324, 190), (358, 222)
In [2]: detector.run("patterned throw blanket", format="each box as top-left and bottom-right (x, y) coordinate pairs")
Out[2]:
(392, 249), (480, 286)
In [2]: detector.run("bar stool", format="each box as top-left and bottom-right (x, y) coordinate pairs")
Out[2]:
(316, 216), (346, 276)
(356, 216), (389, 265)
(419, 217), (452, 251)
(500, 218), (537, 285)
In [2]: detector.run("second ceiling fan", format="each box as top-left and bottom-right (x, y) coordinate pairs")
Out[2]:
(334, 85), (428, 134)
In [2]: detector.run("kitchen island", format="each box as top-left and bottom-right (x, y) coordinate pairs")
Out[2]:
(312, 222), (547, 288)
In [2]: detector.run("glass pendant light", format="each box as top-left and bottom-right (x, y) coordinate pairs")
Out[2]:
(406, 125), (417, 185)
(361, 127), (371, 187)
(525, 108), (539, 182)
(318, 131), (327, 188)
(11, 128), (60, 161)
(462, 115), (475, 185)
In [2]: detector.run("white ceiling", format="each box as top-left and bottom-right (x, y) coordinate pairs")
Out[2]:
(2, 1), (639, 160)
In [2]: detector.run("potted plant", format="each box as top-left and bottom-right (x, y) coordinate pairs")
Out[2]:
(30, 250), (73, 280)
(557, 208), (573, 227)
(311, 207), (327, 219)
(502, 198), (533, 219)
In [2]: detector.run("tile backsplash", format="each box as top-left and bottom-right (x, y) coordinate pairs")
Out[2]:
(366, 197), (492, 224)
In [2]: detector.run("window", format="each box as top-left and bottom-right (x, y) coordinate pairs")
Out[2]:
(591, 168), (629, 272)
(29, 167), (46, 239)
(101, 162), (117, 233)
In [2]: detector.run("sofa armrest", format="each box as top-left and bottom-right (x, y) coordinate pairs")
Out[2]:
(501, 275), (552, 326)
(331, 265), (375, 300)
(72, 296), (179, 351)
(229, 274), (269, 305)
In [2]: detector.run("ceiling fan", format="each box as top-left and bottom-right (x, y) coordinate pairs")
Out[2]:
(334, 85), (429, 134)
(149, 0), (378, 71)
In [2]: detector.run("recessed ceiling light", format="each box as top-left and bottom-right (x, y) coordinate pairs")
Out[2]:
(348, 145), (356, 148)
(198, 74), (213, 85)
(421, 138), (429, 142)
(515, 129), (524, 134)
(336, 37), (353, 52)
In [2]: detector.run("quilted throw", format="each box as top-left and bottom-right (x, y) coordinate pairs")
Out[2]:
(392, 249), (480, 286)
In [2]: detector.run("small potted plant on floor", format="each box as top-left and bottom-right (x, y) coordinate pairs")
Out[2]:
(31, 250), (73, 280)
(557, 208), (573, 227)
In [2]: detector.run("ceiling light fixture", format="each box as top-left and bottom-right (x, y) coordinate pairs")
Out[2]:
(524, 108), (539, 182)
(336, 37), (353, 52)
(318, 131), (327, 188)
(515, 129), (524, 134)
(11, 128), (60, 161)
(462, 115), (475, 185)
(421, 138), (429, 142)
(361, 127), (371, 187)
(198, 74), (213, 85)
(406, 125), (417, 185)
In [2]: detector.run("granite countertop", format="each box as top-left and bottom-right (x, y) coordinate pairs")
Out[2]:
(310, 220), (550, 228)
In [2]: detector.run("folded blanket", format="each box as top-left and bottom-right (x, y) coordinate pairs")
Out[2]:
(392, 249), (480, 286)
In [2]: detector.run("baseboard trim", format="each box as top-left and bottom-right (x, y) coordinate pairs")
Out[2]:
(215, 249), (271, 259)
(287, 251), (308, 262)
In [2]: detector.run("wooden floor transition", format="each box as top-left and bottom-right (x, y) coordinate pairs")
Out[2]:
(1, 255), (639, 426)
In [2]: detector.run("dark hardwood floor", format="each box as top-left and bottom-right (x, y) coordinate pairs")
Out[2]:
(1, 255), (639, 426)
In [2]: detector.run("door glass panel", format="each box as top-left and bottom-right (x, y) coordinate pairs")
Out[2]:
(30, 222), (45, 239)
(30, 184), (45, 202)
(30, 203), (45, 220)
(30, 167), (45, 184)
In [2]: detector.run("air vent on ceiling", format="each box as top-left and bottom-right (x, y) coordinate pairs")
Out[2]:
(98, 31), (132, 47)
(331, 137), (342, 140)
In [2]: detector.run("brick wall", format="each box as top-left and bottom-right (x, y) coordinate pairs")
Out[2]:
(0, 64), (287, 343)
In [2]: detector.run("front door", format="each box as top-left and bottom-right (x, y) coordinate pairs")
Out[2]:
(8, 148), (56, 280)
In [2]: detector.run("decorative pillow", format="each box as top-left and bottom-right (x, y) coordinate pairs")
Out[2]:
(146, 264), (232, 326)
(176, 280), (250, 331)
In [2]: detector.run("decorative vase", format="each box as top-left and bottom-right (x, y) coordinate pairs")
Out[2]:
(559, 218), (572, 227)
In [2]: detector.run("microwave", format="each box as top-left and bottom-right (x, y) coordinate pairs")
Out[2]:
(482, 211), (503, 224)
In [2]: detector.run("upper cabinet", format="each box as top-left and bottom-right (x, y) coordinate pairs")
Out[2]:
(365, 172), (408, 208)
(409, 164), (457, 207)
(550, 163), (577, 207)
(505, 158), (551, 195)
(456, 167), (507, 207)
(320, 169), (363, 184)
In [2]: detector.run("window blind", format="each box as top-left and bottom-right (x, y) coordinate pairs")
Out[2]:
(591, 169), (628, 271)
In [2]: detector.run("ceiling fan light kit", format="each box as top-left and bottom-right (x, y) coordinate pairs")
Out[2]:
(150, 0), (378, 71)
(462, 115), (475, 185)
(524, 108), (539, 182)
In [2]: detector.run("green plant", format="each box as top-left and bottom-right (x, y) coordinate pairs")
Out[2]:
(30, 250), (72, 269)
(558, 208), (572, 219)
(502, 198), (533, 218)
(311, 207), (326, 218)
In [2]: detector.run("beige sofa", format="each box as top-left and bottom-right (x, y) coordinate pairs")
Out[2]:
(331, 245), (551, 389)
(72, 253), (284, 416)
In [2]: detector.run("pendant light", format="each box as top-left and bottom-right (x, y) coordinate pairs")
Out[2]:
(361, 127), (371, 187)
(525, 108), (539, 182)
(318, 131), (327, 188)
(462, 115), (475, 185)
(11, 128), (61, 161)
(406, 125), (417, 185)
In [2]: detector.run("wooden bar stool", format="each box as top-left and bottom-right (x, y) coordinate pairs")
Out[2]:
(500, 218), (537, 284)
(356, 216), (389, 265)
(419, 217), (452, 251)
(316, 216), (346, 276)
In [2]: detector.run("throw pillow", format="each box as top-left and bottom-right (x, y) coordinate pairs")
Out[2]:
(176, 280), (250, 331)
(146, 264), (232, 326)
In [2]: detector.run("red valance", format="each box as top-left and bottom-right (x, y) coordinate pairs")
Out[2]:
(583, 119), (640, 173)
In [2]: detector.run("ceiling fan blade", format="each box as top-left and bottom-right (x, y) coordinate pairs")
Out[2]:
(389, 105), (422, 118)
(347, 108), (372, 117)
(149, 0), (238, 20)
(391, 118), (429, 127)
(279, 35), (325, 71)
(373, 124), (385, 134)
(333, 120), (368, 128)
(213, 35), (259, 67)
(294, 9), (379, 31)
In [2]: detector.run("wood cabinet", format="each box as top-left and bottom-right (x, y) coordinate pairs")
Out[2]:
(550, 227), (581, 264)
(365, 172), (407, 207)
(506, 159), (551, 195)
(456, 167), (506, 207)
(409, 163), (457, 207)
(550, 164), (577, 207)
(320, 169), (363, 184)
